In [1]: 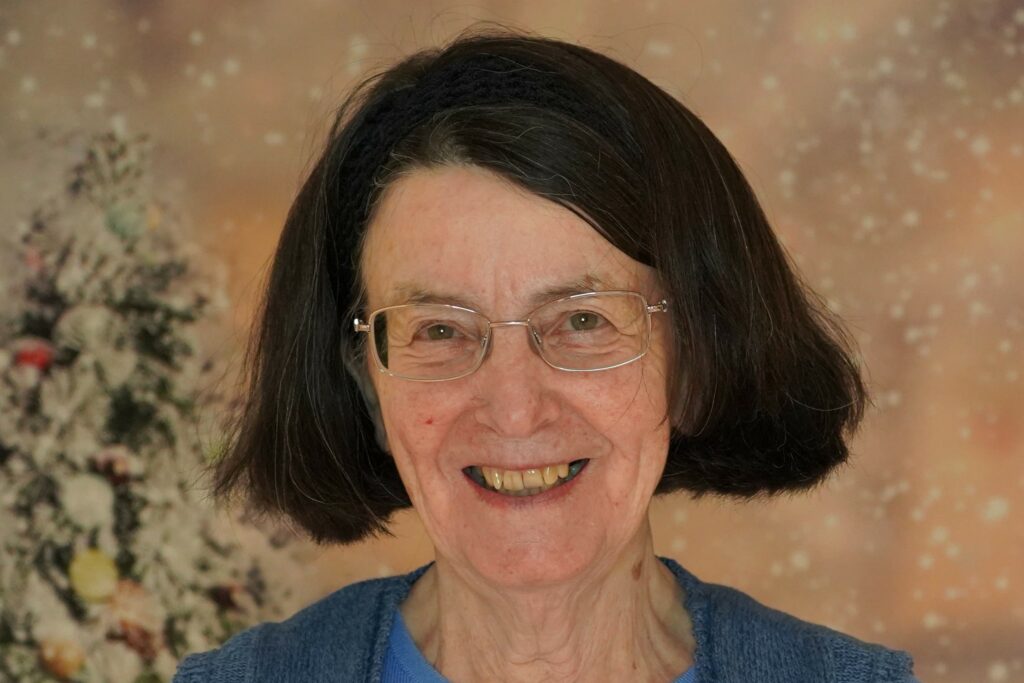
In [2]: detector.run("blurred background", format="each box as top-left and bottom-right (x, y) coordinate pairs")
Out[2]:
(1, 1), (1021, 681)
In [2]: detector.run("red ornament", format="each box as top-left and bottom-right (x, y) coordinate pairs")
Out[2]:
(106, 580), (164, 662)
(90, 445), (137, 485)
(14, 338), (54, 371)
(117, 621), (159, 663)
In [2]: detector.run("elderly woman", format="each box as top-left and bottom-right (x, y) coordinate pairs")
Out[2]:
(174, 29), (919, 683)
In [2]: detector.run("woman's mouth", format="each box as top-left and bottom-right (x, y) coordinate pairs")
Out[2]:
(462, 459), (589, 497)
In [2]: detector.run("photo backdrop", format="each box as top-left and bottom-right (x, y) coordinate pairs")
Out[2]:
(1, 2), (1021, 682)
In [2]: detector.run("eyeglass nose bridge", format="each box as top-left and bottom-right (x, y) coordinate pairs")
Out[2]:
(482, 319), (545, 353)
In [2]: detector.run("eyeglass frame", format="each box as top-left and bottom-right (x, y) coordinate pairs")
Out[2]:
(352, 290), (670, 382)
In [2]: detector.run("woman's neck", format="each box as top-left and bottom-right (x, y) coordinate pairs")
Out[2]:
(399, 522), (695, 683)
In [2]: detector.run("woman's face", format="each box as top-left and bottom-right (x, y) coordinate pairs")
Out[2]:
(362, 165), (672, 588)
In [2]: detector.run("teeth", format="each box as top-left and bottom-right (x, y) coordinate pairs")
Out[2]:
(522, 469), (544, 488)
(504, 471), (524, 491)
(476, 461), (582, 495)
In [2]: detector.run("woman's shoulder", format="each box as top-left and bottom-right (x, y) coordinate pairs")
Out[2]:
(657, 556), (918, 683)
(172, 563), (432, 682)
(701, 579), (917, 681)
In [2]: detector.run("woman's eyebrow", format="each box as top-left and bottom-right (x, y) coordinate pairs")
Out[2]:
(388, 273), (612, 310)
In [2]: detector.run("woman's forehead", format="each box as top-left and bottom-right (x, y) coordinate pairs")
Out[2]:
(382, 272), (615, 312)
(360, 166), (654, 310)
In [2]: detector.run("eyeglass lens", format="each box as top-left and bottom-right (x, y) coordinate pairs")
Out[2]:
(370, 292), (650, 380)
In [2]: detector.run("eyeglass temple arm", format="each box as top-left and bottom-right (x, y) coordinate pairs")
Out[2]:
(354, 319), (369, 333)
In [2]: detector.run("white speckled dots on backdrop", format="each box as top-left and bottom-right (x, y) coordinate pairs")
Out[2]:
(1, 2), (1021, 681)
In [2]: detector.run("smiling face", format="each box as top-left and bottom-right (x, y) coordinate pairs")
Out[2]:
(361, 165), (673, 588)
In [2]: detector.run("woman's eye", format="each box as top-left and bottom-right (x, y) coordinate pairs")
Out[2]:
(425, 324), (455, 340)
(566, 311), (604, 331)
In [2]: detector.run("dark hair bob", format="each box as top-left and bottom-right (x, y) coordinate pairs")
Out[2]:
(211, 26), (869, 545)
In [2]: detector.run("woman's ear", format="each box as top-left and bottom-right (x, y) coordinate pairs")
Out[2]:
(342, 347), (391, 455)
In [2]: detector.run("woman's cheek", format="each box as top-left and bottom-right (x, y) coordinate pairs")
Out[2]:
(578, 364), (663, 424)
(380, 385), (459, 452)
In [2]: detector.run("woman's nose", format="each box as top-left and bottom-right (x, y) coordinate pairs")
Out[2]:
(470, 324), (561, 438)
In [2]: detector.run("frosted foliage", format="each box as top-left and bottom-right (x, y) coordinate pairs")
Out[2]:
(0, 133), (308, 681)
(0, 2), (1021, 682)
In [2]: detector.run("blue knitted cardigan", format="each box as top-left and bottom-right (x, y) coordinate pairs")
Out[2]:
(173, 556), (918, 682)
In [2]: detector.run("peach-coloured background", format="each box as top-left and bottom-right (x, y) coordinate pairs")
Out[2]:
(2, 2), (1022, 681)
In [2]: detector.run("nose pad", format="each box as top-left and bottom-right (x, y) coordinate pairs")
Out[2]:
(479, 324), (545, 366)
(479, 334), (492, 361)
(529, 326), (543, 351)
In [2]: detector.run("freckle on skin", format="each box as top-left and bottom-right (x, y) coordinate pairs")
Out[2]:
(425, 417), (434, 425)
